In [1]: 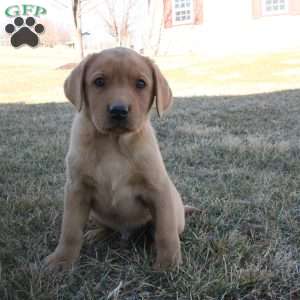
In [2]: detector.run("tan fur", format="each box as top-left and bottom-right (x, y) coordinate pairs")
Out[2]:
(45, 47), (189, 271)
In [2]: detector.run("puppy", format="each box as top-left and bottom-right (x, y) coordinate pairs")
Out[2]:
(46, 47), (194, 271)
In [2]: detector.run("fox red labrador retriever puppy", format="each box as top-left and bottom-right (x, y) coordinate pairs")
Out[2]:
(45, 47), (196, 271)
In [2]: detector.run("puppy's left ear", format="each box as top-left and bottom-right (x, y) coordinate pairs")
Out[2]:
(64, 54), (95, 112)
(146, 58), (173, 117)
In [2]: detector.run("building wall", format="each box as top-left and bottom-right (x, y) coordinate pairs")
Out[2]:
(159, 0), (300, 55)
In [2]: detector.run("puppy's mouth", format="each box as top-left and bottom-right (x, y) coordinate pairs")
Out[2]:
(92, 115), (141, 135)
(107, 126), (131, 134)
(103, 120), (135, 135)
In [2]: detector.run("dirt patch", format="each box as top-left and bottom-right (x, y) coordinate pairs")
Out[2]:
(56, 62), (77, 70)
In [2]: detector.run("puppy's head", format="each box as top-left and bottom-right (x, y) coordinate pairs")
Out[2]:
(64, 47), (172, 134)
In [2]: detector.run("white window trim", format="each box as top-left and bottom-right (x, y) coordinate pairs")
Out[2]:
(172, 0), (194, 25)
(262, 0), (289, 15)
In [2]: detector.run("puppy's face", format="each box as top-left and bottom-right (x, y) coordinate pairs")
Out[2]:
(64, 48), (172, 134)
(85, 49), (154, 134)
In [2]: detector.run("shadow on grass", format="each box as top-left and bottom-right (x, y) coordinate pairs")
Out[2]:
(1, 89), (300, 299)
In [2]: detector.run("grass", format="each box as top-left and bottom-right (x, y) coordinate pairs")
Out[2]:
(157, 50), (300, 96)
(0, 47), (73, 103)
(1, 89), (300, 299)
(1, 46), (300, 103)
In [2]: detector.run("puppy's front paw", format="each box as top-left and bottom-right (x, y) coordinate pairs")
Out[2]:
(153, 239), (182, 271)
(153, 251), (182, 271)
(44, 250), (77, 272)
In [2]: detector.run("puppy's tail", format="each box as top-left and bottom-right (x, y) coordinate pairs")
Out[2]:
(184, 205), (202, 216)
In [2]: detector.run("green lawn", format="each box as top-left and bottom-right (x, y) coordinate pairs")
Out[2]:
(1, 90), (300, 299)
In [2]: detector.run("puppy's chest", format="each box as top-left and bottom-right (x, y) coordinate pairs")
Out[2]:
(83, 149), (140, 205)
(96, 155), (132, 194)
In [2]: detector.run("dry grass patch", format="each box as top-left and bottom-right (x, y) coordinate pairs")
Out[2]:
(2, 47), (300, 103)
(159, 50), (300, 96)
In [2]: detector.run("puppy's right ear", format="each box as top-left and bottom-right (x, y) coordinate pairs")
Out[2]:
(144, 57), (173, 117)
(64, 54), (95, 111)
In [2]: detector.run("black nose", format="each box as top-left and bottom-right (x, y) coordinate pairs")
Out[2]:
(108, 104), (128, 120)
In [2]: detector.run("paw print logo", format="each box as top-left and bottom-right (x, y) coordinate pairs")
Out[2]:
(5, 16), (45, 47)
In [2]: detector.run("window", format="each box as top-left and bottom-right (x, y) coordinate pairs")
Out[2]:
(262, 0), (288, 14)
(173, 0), (193, 24)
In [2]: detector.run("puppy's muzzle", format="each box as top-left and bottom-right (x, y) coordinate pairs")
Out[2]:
(108, 103), (129, 121)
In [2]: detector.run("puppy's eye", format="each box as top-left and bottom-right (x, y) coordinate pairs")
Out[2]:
(136, 79), (146, 89)
(94, 77), (105, 87)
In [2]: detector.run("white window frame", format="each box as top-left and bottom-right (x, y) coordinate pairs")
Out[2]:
(262, 0), (288, 15)
(172, 0), (194, 25)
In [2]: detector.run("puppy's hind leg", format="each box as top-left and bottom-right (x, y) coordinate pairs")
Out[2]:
(84, 213), (112, 243)
(184, 205), (202, 216)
